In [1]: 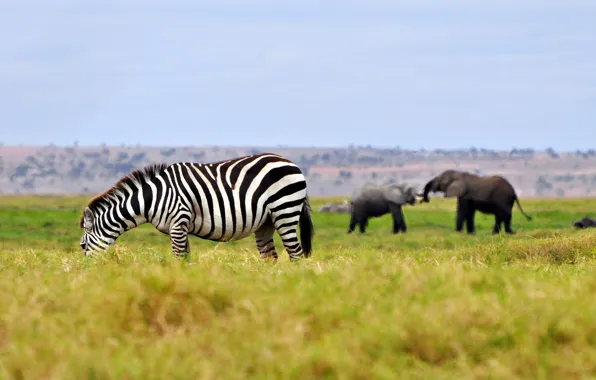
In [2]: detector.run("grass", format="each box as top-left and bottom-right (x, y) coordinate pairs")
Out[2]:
(1, 194), (596, 379)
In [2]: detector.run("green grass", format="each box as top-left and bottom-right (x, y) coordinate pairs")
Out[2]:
(1, 195), (596, 379)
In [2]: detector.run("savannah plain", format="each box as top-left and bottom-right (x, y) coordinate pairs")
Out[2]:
(2, 193), (596, 379)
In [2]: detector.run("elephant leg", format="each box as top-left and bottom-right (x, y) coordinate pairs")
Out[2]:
(455, 198), (468, 232)
(503, 212), (514, 234)
(359, 217), (368, 233)
(348, 212), (357, 234)
(465, 208), (476, 235)
(389, 204), (404, 234)
(399, 208), (407, 233)
(492, 215), (503, 234)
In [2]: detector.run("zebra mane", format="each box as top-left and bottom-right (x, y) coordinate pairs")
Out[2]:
(79, 162), (169, 227)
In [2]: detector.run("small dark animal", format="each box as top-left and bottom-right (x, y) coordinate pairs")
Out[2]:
(573, 217), (596, 229)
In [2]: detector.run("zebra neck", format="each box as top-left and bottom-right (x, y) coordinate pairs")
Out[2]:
(107, 202), (147, 232)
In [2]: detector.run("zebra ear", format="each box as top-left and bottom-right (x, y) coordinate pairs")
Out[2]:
(84, 207), (94, 226)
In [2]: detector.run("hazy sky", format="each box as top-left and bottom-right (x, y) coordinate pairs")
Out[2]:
(1, 1), (595, 150)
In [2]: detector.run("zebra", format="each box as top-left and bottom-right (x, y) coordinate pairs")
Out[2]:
(79, 153), (314, 261)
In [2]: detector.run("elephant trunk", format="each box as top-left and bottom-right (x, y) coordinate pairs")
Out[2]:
(420, 180), (435, 202)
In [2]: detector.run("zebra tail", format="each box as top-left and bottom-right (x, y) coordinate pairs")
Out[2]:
(299, 198), (314, 257)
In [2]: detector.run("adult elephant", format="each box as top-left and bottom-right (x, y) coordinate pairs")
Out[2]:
(348, 183), (418, 234)
(420, 170), (532, 234)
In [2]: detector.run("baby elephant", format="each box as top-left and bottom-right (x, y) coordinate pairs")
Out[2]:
(573, 216), (596, 229)
(348, 183), (418, 234)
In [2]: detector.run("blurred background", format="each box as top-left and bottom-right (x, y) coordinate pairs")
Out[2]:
(1, 0), (595, 196)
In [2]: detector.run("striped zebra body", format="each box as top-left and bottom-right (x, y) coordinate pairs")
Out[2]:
(79, 153), (314, 261)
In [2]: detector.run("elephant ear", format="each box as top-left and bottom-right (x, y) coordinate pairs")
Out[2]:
(383, 185), (407, 205)
(444, 180), (466, 198)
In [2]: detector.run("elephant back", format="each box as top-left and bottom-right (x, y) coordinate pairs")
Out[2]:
(465, 175), (517, 202)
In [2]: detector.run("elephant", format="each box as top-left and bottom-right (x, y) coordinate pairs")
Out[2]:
(348, 183), (418, 234)
(573, 216), (596, 229)
(419, 170), (532, 234)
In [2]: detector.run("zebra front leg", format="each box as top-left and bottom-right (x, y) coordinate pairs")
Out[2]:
(169, 223), (190, 257)
(255, 221), (278, 262)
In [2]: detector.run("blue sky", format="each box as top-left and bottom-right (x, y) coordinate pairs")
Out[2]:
(1, 0), (595, 150)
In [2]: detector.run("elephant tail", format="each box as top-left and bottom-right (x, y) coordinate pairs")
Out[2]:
(514, 196), (532, 221)
(299, 198), (314, 258)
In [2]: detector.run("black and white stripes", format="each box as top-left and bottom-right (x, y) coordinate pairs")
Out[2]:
(79, 153), (314, 261)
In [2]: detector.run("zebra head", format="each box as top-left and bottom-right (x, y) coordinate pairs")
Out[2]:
(79, 207), (117, 256)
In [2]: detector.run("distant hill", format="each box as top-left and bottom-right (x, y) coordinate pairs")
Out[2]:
(1, 145), (596, 197)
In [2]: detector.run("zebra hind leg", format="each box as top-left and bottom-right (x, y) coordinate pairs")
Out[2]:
(273, 214), (304, 262)
(169, 223), (190, 257)
(254, 220), (278, 262)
